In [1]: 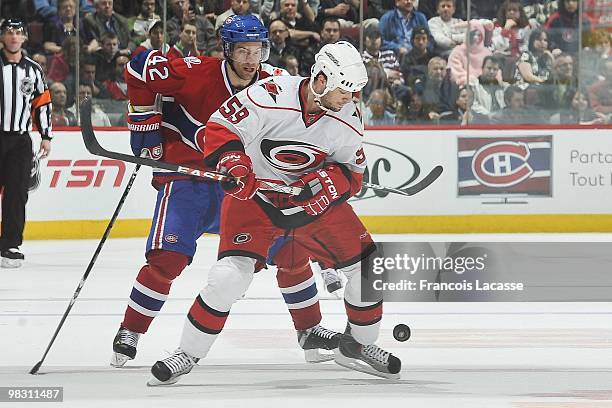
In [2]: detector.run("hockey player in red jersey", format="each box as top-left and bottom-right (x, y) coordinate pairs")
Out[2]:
(147, 41), (402, 385)
(112, 15), (341, 368)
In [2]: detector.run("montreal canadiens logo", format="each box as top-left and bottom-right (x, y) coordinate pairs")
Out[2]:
(260, 139), (326, 173)
(164, 234), (179, 244)
(471, 141), (533, 187)
(233, 233), (252, 244)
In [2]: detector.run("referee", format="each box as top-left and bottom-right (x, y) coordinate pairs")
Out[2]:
(0, 19), (52, 268)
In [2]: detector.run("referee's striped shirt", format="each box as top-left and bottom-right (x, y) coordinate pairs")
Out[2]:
(0, 51), (52, 139)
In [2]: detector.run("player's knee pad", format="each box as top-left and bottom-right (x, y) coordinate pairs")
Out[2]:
(146, 249), (189, 282)
(201, 256), (255, 311)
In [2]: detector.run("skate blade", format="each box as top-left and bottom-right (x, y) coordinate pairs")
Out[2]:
(1, 259), (22, 268)
(110, 352), (131, 368)
(334, 351), (401, 380)
(147, 376), (179, 386)
(304, 348), (337, 363)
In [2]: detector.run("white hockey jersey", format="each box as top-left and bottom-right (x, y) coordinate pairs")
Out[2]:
(206, 75), (367, 186)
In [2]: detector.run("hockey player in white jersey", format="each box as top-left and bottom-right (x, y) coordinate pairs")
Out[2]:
(147, 41), (401, 385)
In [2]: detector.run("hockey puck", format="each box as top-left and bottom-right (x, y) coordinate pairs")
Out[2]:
(393, 324), (411, 342)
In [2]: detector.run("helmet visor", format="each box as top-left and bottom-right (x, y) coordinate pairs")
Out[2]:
(230, 42), (270, 63)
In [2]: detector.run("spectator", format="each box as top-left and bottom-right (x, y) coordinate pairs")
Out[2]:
(362, 27), (403, 87)
(68, 83), (112, 126)
(129, 0), (160, 46)
(364, 89), (396, 125)
(469, 55), (508, 122)
(208, 44), (224, 58)
(362, 58), (394, 103)
(396, 88), (431, 124)
(317, 0), (359, 27)
(31, 53), (49, 79)
(267, 18), (301, 68)
(92, 31), (120, 82)
(215, 0), (252, 31)
(537, 52), (576, 112)
(550, 88), (608, 125)
(299, 17), (342, 76)
(514, 28), (553, 89)
(448, 19), (495, 86)
(167, 21), (200, 59)
(400, 26), (433, 85)
(588, 58), (612, 116)
(83, 0), (132, 54)
(379, 0), (433, 59)
(428, 0), (467, 58)
(418, 0), (467, 20)
(167, 0), (216, 54)
(132, 19), (170, 57)
(544, 0), (591, 55)
(278, 0), (320, 49)
(415, 57), (459, 120)
(194, 0), (225, 25)
(50, 82), (77, 127)
(490, 85), (531, 124)
(42, 0), (86, 55)
(102, 55), (129, 100)
(47, 35), (79, 83)
(64, 56), (110, 106)
(469, 0), (504, 20)
(33, 0), (94, 21)
(491, 0), (538, 57)
(280, 54), (300, 75)
(439, 85), (473, 124)
(581, 30), (611, 87)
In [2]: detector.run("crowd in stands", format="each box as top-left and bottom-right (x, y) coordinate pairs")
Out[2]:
(0, 0), (610, 127)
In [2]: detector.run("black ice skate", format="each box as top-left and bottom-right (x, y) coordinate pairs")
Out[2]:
(298, 324), (342, 363)
(111, 326), (140, 367)
(1, 248), (24, 268)
(335, 335), (402, 380)
(148, 349), (199, 386)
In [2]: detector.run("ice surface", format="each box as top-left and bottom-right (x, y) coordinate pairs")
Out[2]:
(2, 234), (611, 407)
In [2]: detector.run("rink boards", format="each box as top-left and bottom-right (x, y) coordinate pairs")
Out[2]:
(19, 126), (612, 238)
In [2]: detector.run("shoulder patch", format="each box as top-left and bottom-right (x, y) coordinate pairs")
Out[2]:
(259, 79), (282, 102)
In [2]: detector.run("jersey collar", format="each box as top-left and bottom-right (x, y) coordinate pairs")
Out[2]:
(298, 78), (326, 128)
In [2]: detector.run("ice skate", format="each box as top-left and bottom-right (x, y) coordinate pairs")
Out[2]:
(1, 248), (24, 268)
(334, 335), (402, 380)
(321, 268), (343, 294)
(298, 324), (342, 363)
(111, 326), (140, 367)
(148, 349), (199, 386)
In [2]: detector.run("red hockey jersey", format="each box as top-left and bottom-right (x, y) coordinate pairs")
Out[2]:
(125, 50), (270, 185)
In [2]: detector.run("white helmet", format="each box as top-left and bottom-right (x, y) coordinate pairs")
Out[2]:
(309, 41), (368, 102)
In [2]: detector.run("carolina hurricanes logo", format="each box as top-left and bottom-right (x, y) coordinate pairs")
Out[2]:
(472, 141), (534, 187)
(261, 80), (281, 102)
(260, 139), (326, 173)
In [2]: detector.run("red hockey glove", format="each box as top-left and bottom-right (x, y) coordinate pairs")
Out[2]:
(127, 111), (163, 160)
(216, 151), (258, 200)
(290, 165), (350, 216)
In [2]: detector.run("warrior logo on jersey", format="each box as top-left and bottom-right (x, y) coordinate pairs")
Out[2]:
(261, 80), (282, 102)
(261, 139), (326, 173)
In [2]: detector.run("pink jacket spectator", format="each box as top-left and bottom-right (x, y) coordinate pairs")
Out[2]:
(448, 20), (495, 87)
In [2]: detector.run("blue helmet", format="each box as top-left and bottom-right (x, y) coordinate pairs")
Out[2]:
(220, 15), (270, 62)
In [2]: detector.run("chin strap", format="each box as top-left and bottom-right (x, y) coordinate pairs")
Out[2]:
(309, 79), (332, 112)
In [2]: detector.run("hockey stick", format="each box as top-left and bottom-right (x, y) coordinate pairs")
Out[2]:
(30, 162), (141, 374)
(79, 98), (302, 196)
(80, 98), (441, 198)
(363, 165), (443, 197)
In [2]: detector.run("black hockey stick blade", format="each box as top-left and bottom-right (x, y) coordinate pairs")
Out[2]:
(363, 165), (443, 197)
(79, 98), (302, 195)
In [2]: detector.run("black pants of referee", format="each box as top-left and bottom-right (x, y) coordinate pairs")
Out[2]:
(0, 131), (32, 251)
